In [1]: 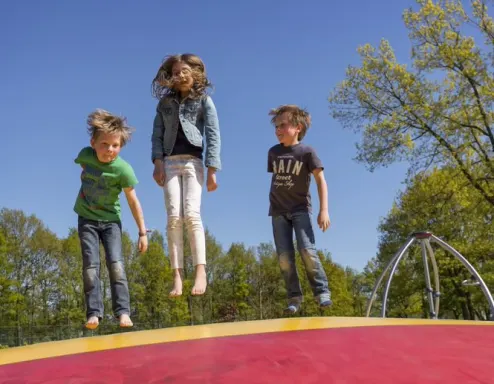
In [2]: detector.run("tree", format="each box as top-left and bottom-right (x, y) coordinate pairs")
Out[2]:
(0, 231), (16, 338)
(214, 243), (257, 322)
(0, 208), (61, 345)
(0, 205), (373, 346)
(320, 253), (355, 316)
(255, 243), (286, 319)
(367, 167), (493, 320)
(345, 266), (371, 317)
(328, 0), (494, 207)
(53, 228), (85, 335)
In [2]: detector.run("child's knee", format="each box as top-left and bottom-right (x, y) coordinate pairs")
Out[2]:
(299, 248), (318, 270)
(278, 252), (292, 272)
(167, 216), (183, 229)
(184, 215), (203, 230)
(83, 266), (98, 288)
(109, 261), (126, 282)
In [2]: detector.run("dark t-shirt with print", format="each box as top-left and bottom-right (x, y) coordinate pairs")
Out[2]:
(267, 143), (323, 216)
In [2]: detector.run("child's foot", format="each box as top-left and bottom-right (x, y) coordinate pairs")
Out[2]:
(318, 294), (333, 308)
(283, 298), (302, 315)
(191, 265), (207, 296)
(169, 273), (183, 297)
(119, 314), (133, 328)
(284, 303), (300, 315)
(85, 316), (99, 330)
(320, 299), (333, 308)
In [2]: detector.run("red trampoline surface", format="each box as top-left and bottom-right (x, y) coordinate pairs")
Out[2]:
(1, 318), (493, 383)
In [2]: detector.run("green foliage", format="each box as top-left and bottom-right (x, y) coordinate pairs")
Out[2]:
(328, 0), (494, 320)
(365, 167), (493, 320)
(0, 208), (359, 347)
(2, 165), (491, 348)
(328, 0), (494, 207)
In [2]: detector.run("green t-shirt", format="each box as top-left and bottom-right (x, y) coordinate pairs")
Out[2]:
(73, 147), (138, 222)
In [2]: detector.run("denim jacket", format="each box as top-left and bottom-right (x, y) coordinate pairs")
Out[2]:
(151, 94), (221, 170)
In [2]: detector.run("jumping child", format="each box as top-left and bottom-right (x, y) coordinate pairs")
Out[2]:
(267, 105), (332, 314)
(74, 109), (148, 329)
(151, 53), (221, 297)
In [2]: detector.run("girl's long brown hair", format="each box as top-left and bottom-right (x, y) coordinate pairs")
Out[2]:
(151, 53), (212, 100)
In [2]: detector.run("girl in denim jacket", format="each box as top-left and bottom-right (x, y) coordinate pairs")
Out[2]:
(151, 53), (221, 296)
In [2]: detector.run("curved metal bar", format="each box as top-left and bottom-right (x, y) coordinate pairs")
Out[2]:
(420, 240), (436, 318)
(424, 240), (441, 317)
(431, 235), (494, 321)
(365, 236), (416, 317)
(381, 238), (416, 318)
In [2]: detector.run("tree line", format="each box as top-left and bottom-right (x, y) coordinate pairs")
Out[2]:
(1, 165), (493, 348)
(0, 206), (358, 347)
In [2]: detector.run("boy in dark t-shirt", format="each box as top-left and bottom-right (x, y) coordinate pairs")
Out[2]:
(267, 105), (332, 314)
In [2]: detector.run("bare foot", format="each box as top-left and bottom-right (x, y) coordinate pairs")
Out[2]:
(191, 265), (207, 296)
(169, 270), (183, 297)
(85, 316), (99, 330)
(119, 314), (133, 328)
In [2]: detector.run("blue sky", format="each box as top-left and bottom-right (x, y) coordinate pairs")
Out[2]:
(1, 0), (417, 271)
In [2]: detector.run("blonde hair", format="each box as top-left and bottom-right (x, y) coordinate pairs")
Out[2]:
(269, 104), (311, 140)
(151, 53), (212, 100)
(86, 109), (134, 146)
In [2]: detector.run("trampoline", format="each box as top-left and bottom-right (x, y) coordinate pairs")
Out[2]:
(1, 316), (493, 383)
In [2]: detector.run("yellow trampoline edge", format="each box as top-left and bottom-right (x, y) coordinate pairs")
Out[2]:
(1, 316), (493, 366)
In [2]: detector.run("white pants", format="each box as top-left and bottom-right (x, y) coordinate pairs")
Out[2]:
(164, 155), (206, 269)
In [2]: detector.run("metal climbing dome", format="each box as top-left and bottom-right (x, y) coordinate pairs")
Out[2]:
(366, 231), (494, 321)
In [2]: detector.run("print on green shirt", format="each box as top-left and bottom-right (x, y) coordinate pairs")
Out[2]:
(73, 147), (138, 222)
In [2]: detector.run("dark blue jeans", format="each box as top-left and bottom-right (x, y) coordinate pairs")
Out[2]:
(272, 211), (330, 305)
(78, 216), (130, 320)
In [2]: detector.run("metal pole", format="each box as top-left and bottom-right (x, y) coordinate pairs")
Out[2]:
(365, 236), (415, 317)
(431, 235), (494, 320)
(381, 238), (417, 318)
(366, 231), (493, 321)
(420, 239), (436, 318)
(424, 240), (441, 317)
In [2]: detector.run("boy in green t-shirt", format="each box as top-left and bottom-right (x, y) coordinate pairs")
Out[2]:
(74, 109), (148, 330)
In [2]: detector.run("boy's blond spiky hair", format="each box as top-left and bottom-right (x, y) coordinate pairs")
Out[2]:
(86, 109), (134, 146)
(268, 104), (312, 140)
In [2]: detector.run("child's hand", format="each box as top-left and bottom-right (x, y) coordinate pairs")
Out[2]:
(153, 160), (165, 187)
(138, 234), (148, 253)
(207, 168), (218, 192)
(317, 210), (331, 232)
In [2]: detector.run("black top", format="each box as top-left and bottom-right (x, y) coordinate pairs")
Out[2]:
(267, 143), (323, 216)
(169, 122), (203, 160)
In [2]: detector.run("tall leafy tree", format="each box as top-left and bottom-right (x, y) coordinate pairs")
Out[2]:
(328, 0), (494, 207)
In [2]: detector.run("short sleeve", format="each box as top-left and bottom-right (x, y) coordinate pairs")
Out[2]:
(120, 163), (138, 189)
(267, 150), (273, 173)
(307, 147), (324, 172)
(74, 147), (93, 165)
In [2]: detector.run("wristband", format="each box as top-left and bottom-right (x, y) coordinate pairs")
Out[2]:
(139, 230), (150, 237)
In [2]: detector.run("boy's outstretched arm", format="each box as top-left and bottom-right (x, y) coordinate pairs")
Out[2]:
(313, 168), (331, 232)
(123, 187), (148, 253)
